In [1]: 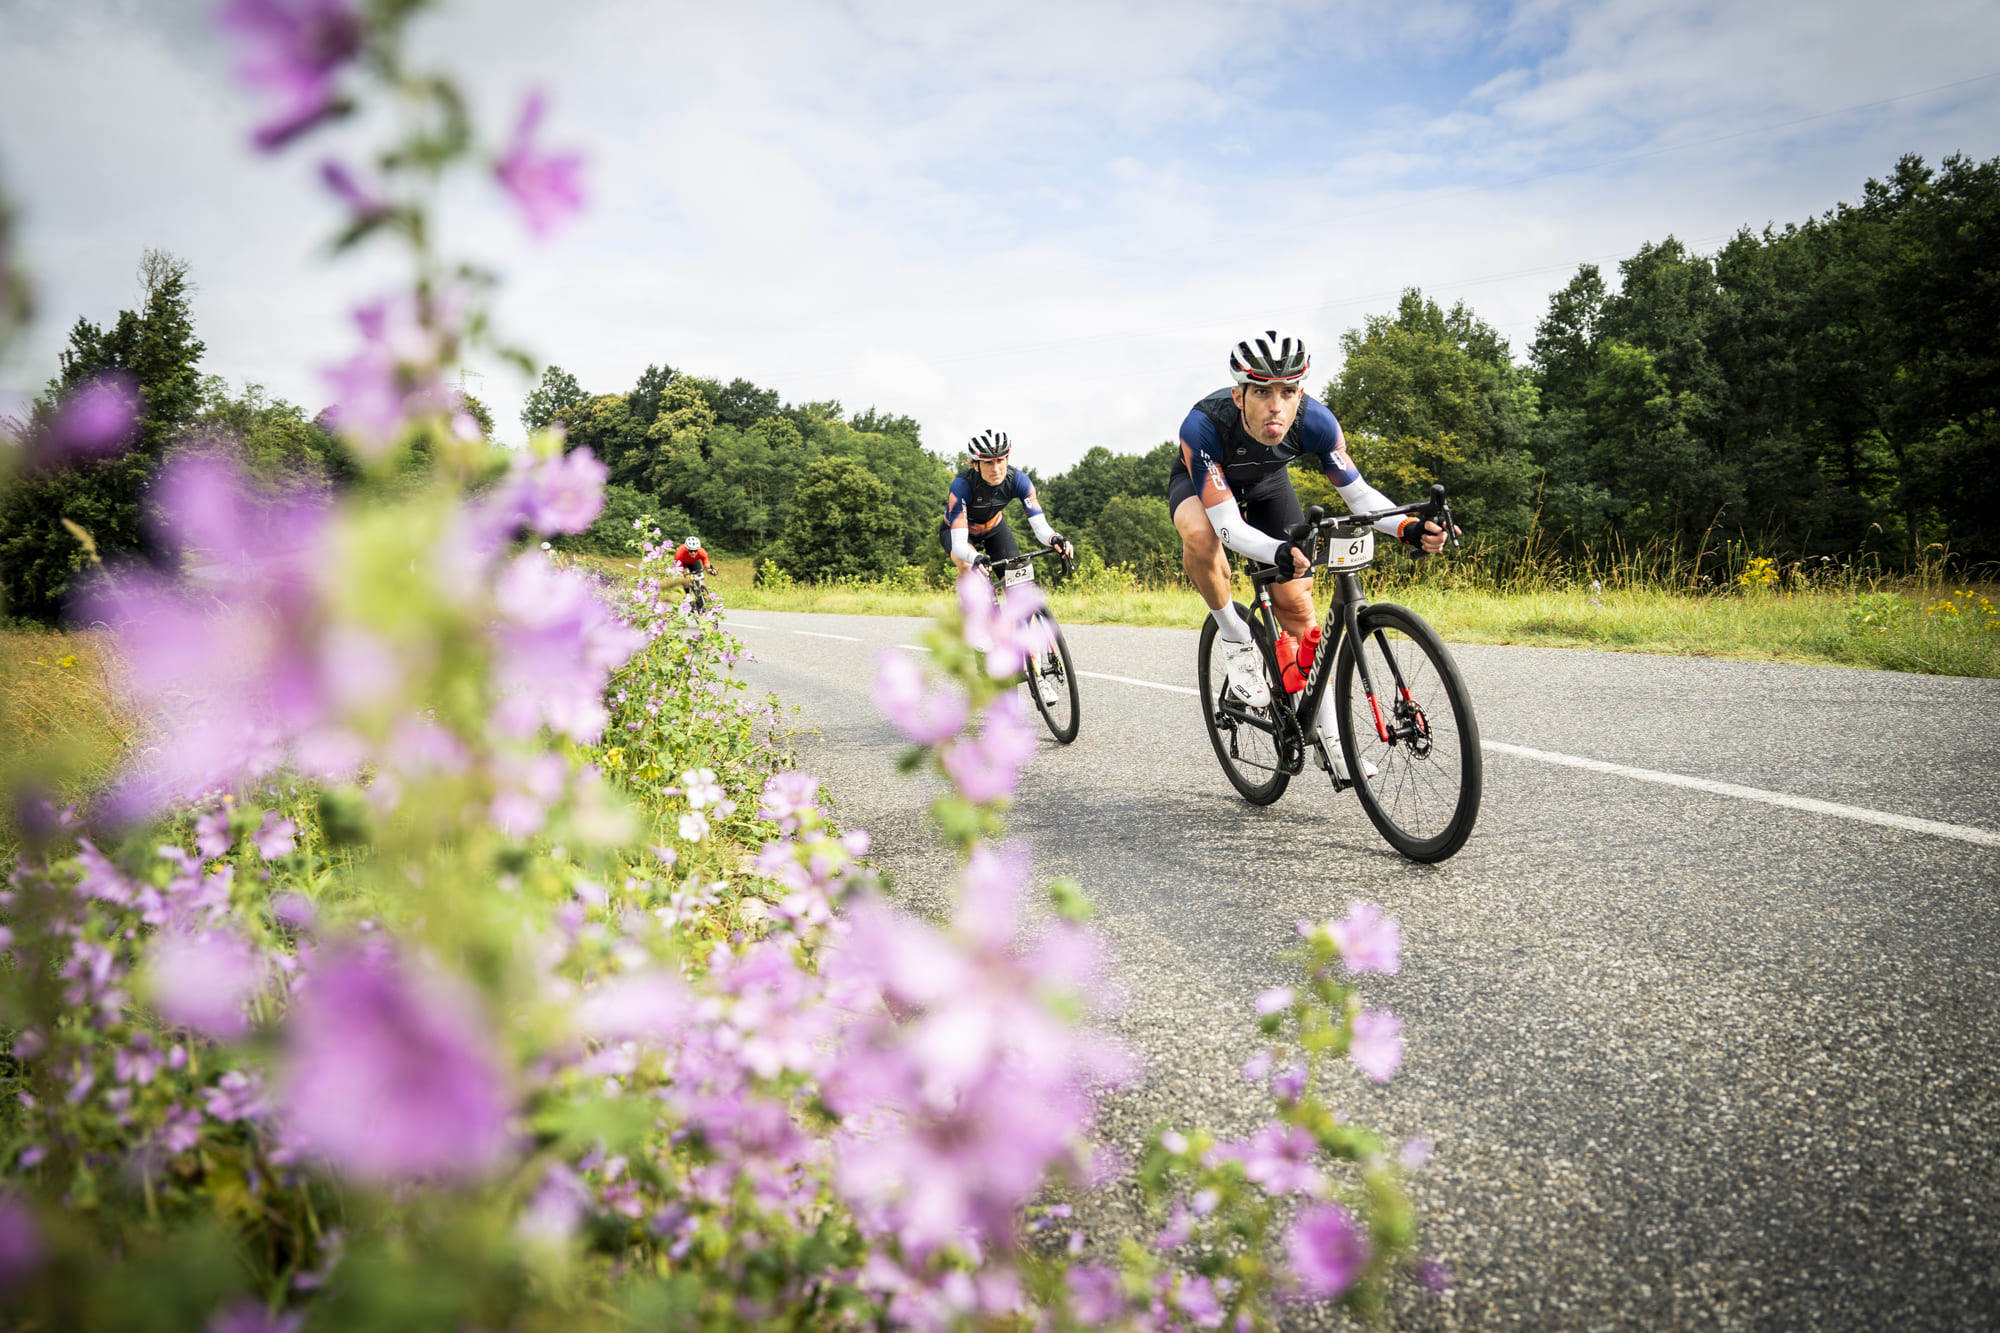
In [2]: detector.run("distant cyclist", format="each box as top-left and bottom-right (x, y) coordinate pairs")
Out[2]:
(1170, 331), (1451, 777)
(672, 534), (713, 579)
(941, 430), (1074, 575)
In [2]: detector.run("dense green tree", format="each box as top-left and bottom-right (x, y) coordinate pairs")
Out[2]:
(774, 454), (904, 581)
(815, 418), (951, 560)
(1325, 289), (1539, 541)
(1038, 442), (1176, 531)
(0, 251), (206, 620)
(1090, 493), (1178, 568)
(521, 364), (587, 434)
(626, 362), (677, 431)
(850, 406), (922, 442)
(187, 377), (352, 485)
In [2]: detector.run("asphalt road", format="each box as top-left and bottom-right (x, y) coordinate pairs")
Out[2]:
(725, 606), (2000, 1330)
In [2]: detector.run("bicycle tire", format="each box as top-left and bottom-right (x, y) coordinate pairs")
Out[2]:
(1197, 608), (1291, 805)
(1332, 603), (1481, 862)
(1027, 615), (1081, 744)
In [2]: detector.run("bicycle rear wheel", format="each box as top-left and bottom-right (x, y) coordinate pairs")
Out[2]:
(1028, 615), (1080, 743)
(1333, 603), (1481, 861)
(1197, 611), (1292, 805)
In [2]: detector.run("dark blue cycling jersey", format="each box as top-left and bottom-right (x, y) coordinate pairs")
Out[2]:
(944, 465), (1046, 539)
(1175, 388), (1361, 508)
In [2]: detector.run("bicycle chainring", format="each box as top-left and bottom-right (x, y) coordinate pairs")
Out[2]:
(1273, 704), (1305, 775)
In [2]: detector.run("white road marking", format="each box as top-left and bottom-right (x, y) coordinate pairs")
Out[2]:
(1078, 670), (1199, 696)
(726, 620), (769, 630)
(1483, 740), (2000, 849)
(898, 644), (932, 652)
(794, 630), (862, 642)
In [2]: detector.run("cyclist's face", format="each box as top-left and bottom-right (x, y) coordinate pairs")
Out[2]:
(1233, 381), (1305, 445)
(976, 455), (1009, 484)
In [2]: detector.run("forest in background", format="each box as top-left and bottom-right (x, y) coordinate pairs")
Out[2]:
(2, 152), (1993, 619)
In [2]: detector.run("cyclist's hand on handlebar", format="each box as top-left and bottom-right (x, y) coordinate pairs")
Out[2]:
(1396, 517), (1459, 556)
(971, 553), (991, 570)
(1272, 540), (1311, 580)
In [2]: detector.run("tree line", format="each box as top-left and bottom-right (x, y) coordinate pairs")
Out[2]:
(4, 151), (1992, 618)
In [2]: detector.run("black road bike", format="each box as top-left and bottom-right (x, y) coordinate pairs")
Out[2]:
(982, 545), (1081, 744)
(682, 568), (710, 614)
(1196, 485), (1482, 862)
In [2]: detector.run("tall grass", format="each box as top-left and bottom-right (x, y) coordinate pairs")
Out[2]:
(0, 628), (133, 844)
(711, 537), (2000, 678)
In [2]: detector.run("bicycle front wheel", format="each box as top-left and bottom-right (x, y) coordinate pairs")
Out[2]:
(1197, 611), (1291, 805)
(1333, 603), (1481, 861)
(1028, 615), (1080, 743)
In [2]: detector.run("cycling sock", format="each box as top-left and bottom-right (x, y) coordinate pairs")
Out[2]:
(1210, 604), (1252, 643)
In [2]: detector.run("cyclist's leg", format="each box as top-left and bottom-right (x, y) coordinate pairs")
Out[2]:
(1241, 471), (1315, 639)
(1170, 468), (1233, 613)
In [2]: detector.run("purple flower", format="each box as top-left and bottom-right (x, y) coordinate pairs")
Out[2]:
(872, 651), (968, 747)
(1254, 986), (1294, 1016)
(1213, 1122), (1324, 1197)
(320, 295), (455, 460)
(1348, 1008), (1404, 1083)
(517, 1162), (592, 1246)
(30, 373), (139, 467)
(114, 1031), (167, 1085)
(0, 1194), (44, 1292)
(204, 1068), (273, 1122)
(1283, 1202), (1370, 1301)
(279, 945), (512, 1181)
(318, 158), (385, 220)
(1065, 1263), (1125, 1323)
(1399, 1136), (1432, 1170)
(494, 90), (586, 239)
(253, 811), (298, 859)
(273, 893), (316, 931)
(957, 569), (1055, 679)
(758, 771), (819, 831)
(148, 928), (262, 1039)
(1270, 1062), (1307, 1102)
(1416, 1256), (1452, 1292)
(157, 1104), (205, 1154)
(216, 0), (363, 151)
(939, 691), (1038, 803)
(489, 553), (645, 743)
(522, 447), (606, 533)
(196, 810), (234, 859)
(206, 1298), (304, 1333)
(1325, 900), (1401, 975)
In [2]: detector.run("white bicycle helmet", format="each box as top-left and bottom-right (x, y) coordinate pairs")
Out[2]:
(686, 535), (702, 551)
(968, 430), (1010, 460)
(1229, 331), (1311, 386)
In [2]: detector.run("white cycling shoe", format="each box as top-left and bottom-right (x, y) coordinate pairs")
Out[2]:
(1034, 665), (1062, 706)
(1315, 721), (1379, 782)
(1220, 638), (1272, 708)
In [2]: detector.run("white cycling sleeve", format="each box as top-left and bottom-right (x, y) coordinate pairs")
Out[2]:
(1204, 496), (1283, 564)
(949, 527), (979, 564)
(1028, 512), (1057, 545)
(1333, 475), (1407, 537)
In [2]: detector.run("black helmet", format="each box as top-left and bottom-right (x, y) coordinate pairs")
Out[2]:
(1229, 331), (1311, 386)
(968, 430), (1010, 460)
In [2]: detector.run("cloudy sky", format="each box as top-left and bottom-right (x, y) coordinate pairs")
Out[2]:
(2, 0), (1997, 470)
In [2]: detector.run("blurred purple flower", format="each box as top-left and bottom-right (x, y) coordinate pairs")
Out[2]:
(280, 945), (511, 1181)
(758, 771), (819, 831)
(518, 1161), (592, 1246)
(318, 158), (385, 220)
(956, 569), (1054, 679)
(872, 651), (968, 747)
(273, 893), (316, 932)
(216, 0), (363, 151)
(495, 90), (585, 239)
(204, 1068), (273, 1122)
(157, 1104), (205, 1154)
(114, 1031), (167, 1085)
(1270, 1062), (1307, 1102)
(196, 810), (234, 859)
(80, 456), (342, 821)
(523, 447), (606, 533)
(1348, 1008), (1404, 1083)
(1399, 1135), (1432, 1170)
(1416, 1256), (1452, 1292)
(1325, 900), (1401, 975)
(1065, 1264), (1125, 1324)
(939, 691), (1038, 803)
(490, 552), (644, 743)
(320, 296), (455, 460)
(148, 928), (261, 1039)
(253, 811), (297, 859)
(1254, 986), (1294, 1016)
(206, 1298), (305, 1333)
(1214, 1122), (1326, 1197)
(0, 1194), (43, 1291)
(31, 373), (139, 467)
(1283, 1202), (1370, 1301)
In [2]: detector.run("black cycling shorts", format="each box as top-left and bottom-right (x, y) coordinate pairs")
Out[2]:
(1167, 464), (1304, 550)
(938, 517), (1021, 561)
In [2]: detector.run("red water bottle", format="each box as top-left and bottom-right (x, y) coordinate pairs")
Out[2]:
(1275, 632), (1305, 693)
(1299, 626), (1322, 678)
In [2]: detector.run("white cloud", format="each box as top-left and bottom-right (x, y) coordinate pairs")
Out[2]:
(2, 0), (1996, 474)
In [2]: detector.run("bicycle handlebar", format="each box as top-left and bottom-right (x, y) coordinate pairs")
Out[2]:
(983, 544), (1076, 580)
(1285, 483), (1460, 552)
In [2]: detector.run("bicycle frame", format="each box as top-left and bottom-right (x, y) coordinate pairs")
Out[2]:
(1215, 489), (1455, 776)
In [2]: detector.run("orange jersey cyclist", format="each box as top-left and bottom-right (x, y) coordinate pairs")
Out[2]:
(1169, 331), (1450, 779)
(940, 430), (1074, 574)
(672, 535), (713, 576)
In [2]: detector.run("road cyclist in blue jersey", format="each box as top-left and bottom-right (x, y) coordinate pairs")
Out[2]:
(1170, 331), (1455, 782)
(942, 430), (1078, 717)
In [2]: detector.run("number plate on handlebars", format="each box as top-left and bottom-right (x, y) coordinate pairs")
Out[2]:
(1326, 531), (1374, 570)
(1003, 563), (1035, 587)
